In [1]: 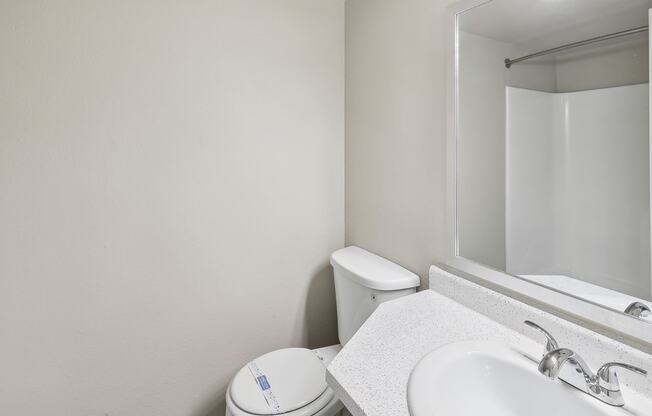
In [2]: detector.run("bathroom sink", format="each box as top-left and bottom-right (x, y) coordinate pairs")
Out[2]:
(407, 341), (645, 416)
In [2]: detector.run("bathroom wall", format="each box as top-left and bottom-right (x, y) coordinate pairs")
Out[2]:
(0, 1), (344, 416)
(345, 0), (458, 285)
(506, 85), (650, 299)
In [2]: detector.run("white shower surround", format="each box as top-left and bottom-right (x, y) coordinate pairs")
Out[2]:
(506, 84), (651, 300)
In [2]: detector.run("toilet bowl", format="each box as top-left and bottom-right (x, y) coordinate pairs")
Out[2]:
(225, 246), (420, 416)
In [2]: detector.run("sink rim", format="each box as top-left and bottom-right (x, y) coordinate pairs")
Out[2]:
(406, 340), (628, 416)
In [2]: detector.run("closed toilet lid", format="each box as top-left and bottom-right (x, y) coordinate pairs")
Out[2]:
(230, 348), (328, 415)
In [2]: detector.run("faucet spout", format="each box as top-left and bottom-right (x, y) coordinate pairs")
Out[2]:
(525, 321), (647, 407)
(538, 348), (595, 381)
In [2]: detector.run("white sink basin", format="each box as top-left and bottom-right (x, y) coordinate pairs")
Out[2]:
(407, 341), (649, 416)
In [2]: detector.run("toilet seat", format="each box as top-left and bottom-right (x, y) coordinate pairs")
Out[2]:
(226, 384), (338, 416)
(225, 347), (342, 416)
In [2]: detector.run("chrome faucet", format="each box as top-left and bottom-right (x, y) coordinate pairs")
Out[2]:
(524, 321), (647, 407)
(524, 320), (558, 354)
(538, 347), (595, 381)
(624, 301), (651, 318)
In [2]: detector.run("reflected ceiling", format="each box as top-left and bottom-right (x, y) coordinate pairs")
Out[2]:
(460, 0), (652, 50)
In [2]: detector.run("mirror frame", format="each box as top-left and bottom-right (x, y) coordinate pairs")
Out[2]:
(445, 0), (652, 348)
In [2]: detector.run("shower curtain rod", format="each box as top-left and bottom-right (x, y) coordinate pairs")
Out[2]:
(504, 25), (648, 68)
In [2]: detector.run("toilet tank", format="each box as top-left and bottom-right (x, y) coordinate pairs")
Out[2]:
(330, 246), (420, 345)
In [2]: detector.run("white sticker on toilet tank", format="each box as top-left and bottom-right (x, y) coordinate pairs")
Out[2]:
(248, 361), (282, 414)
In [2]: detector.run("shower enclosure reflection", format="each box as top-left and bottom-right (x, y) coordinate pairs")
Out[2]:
(455, 0), (652, 320)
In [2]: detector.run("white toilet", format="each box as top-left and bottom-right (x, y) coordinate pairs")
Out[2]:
(225, 246), (420, 416)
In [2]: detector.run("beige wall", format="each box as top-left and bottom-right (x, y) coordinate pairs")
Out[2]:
(556, 35), (648, 93)
(0, 1), (344, 415)
(345, 0), (456, 286)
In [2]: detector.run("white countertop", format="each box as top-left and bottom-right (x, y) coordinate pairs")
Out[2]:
(325, 290), (540, 416)
(326, 267), (652, 416)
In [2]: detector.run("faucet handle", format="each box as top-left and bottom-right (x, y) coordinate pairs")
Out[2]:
(524, 320), (559, 354)
(597, 362), (647, 391)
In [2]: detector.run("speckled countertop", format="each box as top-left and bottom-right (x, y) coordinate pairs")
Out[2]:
(325, 290), (541, 416)
(326, 268), (652, 416)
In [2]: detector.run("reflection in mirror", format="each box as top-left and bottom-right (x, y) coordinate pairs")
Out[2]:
(456, 0), (652, 320)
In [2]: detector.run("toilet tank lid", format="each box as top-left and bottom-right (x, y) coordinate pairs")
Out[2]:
(330, 246), (420, 291)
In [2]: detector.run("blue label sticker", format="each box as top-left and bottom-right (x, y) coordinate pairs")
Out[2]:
(248, 362), (281, 413)
(257, 375), (271, 391)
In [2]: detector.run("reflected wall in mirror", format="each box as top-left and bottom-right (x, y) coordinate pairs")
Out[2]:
(456, 0), (652, 320)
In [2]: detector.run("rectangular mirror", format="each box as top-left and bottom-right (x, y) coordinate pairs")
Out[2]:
(448, 0), (652, 338)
